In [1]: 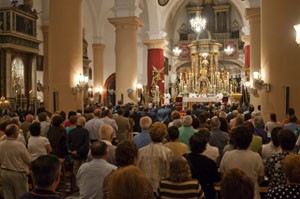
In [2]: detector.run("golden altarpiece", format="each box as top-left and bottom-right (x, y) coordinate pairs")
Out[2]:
(0, 3), (40, 111)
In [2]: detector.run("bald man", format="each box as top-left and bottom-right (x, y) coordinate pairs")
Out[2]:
(20, 114), (34, 142)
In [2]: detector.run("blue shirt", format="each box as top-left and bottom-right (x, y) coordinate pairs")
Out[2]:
(133, 130), (152, 149)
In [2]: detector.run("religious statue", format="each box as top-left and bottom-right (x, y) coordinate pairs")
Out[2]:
(150, 66), (164, 97)
(164, 90), (171, 105)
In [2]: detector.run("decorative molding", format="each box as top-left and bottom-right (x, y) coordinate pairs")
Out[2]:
(143, 39), (169, 49)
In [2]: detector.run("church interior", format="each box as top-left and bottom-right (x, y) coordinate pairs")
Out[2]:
(1, 1), (300, 199)
(0, 0), (300, 122)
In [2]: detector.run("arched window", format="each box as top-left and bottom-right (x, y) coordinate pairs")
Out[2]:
(12, 57), (25, 95)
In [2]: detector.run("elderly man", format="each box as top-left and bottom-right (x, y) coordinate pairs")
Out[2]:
(101, 109), (118, 138)
(85, 109), (104, 143)
(133, 116), (152, 149)
(0, 124), (32, 199)
(68, 116), (90, 176)
(77, 141), (117, 199)
(209, 117), (229, 154)
(20, 114), (34, 141)
(99, 124), (116, 165)
(114, 109), (130, 142)
(179, 115), (197, 147)
(137, 122), (173, 195)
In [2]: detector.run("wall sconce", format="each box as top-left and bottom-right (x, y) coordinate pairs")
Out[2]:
(95, 87), (103, 104)
(224, 45), (234, 55)
(173, 46), (182, 57)
(136, 83), (143, 102)
(294, 24), (300, 45)
(72, 74), (89, 94)
(252, 71), (271, 92)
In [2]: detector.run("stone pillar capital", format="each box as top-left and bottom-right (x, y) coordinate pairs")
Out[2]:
(143, 39), (169, 49)
(108, 16), (144, 29)
(242, 35), (250, 46)
(92, 43), (105, 50)
(245, 8), (261, 21)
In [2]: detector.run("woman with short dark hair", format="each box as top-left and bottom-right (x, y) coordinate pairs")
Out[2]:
(264, 129), (297, 190)
(220, 126), (264, 199)
(28, 122), (52, 160)
(183, 132), (220, 199)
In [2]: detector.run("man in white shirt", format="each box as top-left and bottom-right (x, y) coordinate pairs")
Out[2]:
(85, 109), (104, 143)
(77, 141), (117, 199)
(0, 124), (32, 199)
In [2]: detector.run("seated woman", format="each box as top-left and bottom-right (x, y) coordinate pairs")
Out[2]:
(158, 156), (205, 199)
(267, 154), (300, 198)
(221, 168), (255, 199)
(183, 132), (220, 199)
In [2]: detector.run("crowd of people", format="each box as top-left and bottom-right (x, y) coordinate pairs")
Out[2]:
(0, 101), (300, 199)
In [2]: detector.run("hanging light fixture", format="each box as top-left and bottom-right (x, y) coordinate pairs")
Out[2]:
(173, 46), (182, 56)
(190, 0), (206, 33)
(294, 24), (300, 45)
(190, 11), (206, 32)
(224, 45), (234, 55)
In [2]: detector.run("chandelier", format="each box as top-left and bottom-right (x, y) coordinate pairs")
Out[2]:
(190, 11), (206, 32)
(224, 45), (234, 55)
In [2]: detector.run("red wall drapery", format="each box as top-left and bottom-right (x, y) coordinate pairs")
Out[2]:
(147, 48), (164, 93)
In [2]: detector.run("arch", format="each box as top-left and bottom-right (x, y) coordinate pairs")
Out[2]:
(84, 0), (99, 41)
(103, 73), (116, 106)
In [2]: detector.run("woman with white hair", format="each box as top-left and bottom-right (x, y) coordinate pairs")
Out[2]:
(179, 115), (197, 147)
